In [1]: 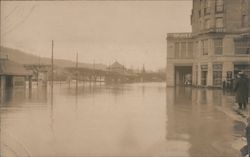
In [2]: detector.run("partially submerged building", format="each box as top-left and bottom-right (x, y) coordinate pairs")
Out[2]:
(167, 0), (250, 87)
(0, 58), (32, 89)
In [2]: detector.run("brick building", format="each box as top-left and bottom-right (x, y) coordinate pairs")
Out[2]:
(166, 0), (250, 87)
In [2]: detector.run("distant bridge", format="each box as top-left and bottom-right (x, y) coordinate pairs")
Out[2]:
(64, 67), (140, 83)
(23, 64), (141, 83)
(23, 64), (165, 83)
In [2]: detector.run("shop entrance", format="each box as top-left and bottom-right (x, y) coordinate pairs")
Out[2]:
(175, 66), (192, 86)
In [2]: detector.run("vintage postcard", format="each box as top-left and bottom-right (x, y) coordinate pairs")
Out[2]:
(0, 0), (250, 156)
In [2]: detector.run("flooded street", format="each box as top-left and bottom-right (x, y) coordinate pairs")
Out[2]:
(0, 82), (240, 156)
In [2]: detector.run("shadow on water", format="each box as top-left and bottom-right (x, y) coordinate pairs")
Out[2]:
(166, 86), (239, 157)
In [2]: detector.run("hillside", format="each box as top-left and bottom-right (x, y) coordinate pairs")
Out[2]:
(0, 46), (106, 70)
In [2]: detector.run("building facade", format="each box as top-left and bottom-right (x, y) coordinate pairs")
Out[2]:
(0, 58), (32, 90)
(167, 0), (250, 87)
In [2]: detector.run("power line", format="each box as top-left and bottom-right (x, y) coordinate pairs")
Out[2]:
(2, 5), (36, 36)
(3, 6), (19, 20)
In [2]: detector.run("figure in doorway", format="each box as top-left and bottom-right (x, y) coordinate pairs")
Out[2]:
(234, 72), (249, 110)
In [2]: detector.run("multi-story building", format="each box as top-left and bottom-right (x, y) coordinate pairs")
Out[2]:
(167, 0), (250, 87)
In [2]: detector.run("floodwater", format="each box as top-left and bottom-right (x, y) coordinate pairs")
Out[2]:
(0, 82), (242, 156)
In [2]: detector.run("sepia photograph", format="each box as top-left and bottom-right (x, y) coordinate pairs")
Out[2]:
(0, 0), (250, 156)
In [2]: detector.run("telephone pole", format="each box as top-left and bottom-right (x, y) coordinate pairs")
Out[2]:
(76, 52), (78, 90)
(51, 40), (54, 91)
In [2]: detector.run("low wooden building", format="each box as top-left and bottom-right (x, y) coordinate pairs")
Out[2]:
(0, 58), (32, 89)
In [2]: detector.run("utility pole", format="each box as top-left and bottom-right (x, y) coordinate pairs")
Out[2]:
(51, 40), (54, 92)
(76, 52), (78, 90)
(50, 40), (54, 132)
(93, 60), (95, 82)
(37, 53), (41, 86)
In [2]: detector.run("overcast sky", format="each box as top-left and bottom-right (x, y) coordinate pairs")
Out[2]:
(1, 1), (192, 70)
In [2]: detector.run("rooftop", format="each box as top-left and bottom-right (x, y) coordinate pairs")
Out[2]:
(0, 58), (32, 76)
(109, 61), (125, 69)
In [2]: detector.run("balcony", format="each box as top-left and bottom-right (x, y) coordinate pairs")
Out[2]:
(216, 5), (224, 13)
(213, 27), (225, 33)
(192, 28), (225, 36)
(167, 33), (193, 39)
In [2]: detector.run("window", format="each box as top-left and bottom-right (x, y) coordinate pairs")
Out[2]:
(202, 40), (208, 55)
(213, 64), (223, 86)
(216, 0), (224, 13)
(214, 39), (223, 55)
(205, 19), (210, 29)
(199, 10), (202, 18)
(201, 65), (208, 86)
(175, 42), (193, 59)
(242, 15), (248, 28)
(215, 18), (224, 28)
(235, 37), (250, 54)
(204, 0), (211, 15)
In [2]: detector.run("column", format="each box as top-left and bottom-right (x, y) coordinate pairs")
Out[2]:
(166, 63), (175, 86)
(197, 63), (202, 86)
(207, 63), (213, 86)
(192, 64), (197, 86)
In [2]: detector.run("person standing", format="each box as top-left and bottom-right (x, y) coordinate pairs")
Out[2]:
(234, 72), (249, 110)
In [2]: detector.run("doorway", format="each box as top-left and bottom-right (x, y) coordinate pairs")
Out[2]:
(175, 66), (192, 86)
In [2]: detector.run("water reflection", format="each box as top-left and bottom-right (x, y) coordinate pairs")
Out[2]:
(0, 83), (243, 156)
(167, 86), (239, 156)
(0, 88), (25, 105)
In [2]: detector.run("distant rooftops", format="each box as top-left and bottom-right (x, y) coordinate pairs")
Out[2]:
(109, 61), (125, 69)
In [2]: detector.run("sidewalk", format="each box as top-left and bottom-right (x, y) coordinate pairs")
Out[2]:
(216, 95), (250, 154)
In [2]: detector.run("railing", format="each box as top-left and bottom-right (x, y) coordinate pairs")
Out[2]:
(192, 28), (225, 36)
(213, 27), (225, 33)
(167, 33), (193, 39)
